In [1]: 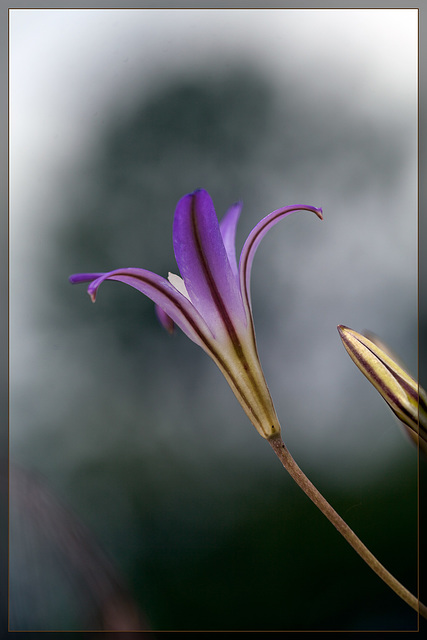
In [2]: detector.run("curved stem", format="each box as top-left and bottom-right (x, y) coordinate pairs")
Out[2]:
(268, 433), (426, 619)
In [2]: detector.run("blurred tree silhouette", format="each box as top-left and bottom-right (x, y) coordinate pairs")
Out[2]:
(55, 67), (405, 351)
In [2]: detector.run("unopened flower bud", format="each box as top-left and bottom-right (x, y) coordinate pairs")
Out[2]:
(337, 325), (427, 455)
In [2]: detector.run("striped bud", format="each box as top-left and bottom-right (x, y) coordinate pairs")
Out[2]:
(337, 325), (427, 455)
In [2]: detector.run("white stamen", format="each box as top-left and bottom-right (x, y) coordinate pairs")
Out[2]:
(168, 272), (191, 300)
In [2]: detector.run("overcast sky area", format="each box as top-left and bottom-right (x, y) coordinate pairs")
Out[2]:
(8, 9), (420, 631)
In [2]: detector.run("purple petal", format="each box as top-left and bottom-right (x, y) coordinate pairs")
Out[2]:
(155, 304), (175, 334)
(239, 204), (323, 313)
(72, 268), (214, 347)
(220, 202), (242, 281)
(173, 190), (246, 336)
(69, 272), (105, 284)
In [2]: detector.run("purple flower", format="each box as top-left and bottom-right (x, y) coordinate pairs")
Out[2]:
(70, 189), (322, 439)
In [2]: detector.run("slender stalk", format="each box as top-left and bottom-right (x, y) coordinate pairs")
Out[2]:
(268, 433), (426, 619)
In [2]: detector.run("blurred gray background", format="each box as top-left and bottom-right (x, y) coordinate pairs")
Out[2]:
(9, 8), (418, 631)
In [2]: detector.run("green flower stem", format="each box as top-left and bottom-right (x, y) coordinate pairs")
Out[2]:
(268, 433), (426, 619)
